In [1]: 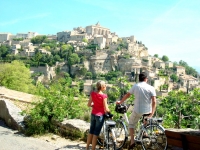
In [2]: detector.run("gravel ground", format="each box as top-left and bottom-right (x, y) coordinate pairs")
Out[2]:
(0, 119), (86, 150)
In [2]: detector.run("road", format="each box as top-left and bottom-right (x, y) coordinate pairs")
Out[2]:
(0, 119), (86, 150)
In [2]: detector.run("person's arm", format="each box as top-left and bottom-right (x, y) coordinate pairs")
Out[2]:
(103, 98), (110, 113)
(87, 95), (93, 107)
(149, 96), (156, 118)
(117, 92), (131, 104)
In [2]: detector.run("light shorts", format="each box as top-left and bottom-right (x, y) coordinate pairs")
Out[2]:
(128, 111), (143, 129)
(89, 114), (105, 136)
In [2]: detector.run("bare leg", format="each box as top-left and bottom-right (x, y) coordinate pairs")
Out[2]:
(86, 133), (93, 150)
(129, 128), (134, 145)
(91, 135), (98, 150)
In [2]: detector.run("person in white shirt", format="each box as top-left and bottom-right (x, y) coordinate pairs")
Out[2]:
(117, 72), (156, 149)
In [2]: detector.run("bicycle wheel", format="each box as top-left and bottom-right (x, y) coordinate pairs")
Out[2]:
(114, 120), (128, 149)
(97, 123), (106, 147)
(141, 124), (167, 150)
(108, 128), (117, 150)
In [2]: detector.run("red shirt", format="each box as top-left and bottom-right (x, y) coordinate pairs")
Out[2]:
(91, 91), (108, 116)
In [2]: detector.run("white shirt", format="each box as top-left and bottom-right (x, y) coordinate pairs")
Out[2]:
(128, 82), (156, 114)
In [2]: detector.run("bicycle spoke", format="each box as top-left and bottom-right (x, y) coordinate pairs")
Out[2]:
(141, 124), (167, 150)
(114, 121), (127, 149)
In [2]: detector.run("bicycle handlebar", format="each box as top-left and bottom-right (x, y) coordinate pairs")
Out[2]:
(105, 112), (113, 119)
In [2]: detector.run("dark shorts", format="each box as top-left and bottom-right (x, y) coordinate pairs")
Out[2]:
(89, 114), (105, 136)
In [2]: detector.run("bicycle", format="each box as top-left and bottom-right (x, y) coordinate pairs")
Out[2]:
(114, 103), (168, 150)
(116, 104), (167, 150)
(98, 112), (118, 150)
(98, 103), (130, 150)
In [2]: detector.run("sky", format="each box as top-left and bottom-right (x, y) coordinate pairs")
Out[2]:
(0, 0), (200, 73)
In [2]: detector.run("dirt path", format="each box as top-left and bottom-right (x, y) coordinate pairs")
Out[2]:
(0, 119), (86, 150)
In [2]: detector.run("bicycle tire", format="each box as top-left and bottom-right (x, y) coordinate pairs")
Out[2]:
(141, 124), (167, 150)
(108, 128), (117, 150)
(97, 121), (127, 149)
(114, 120), (128, 149)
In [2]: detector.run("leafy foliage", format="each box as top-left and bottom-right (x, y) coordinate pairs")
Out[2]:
(157, 89), (200, 129)
(170, 74), (178, 82)
(68, 53), (80, 65)
(162, 55), (169, 62)
(0, 45), (10, 58)
(154, 54), (158, 58)
(82, 38), (88, 43)
(86, 44), (99, 50)
(13, 38), (24, 41)
(24, 76), (89, 135)
(0, 60), (36, 93)
(31, 35), (47, 44)
(178, 60), (198, 77)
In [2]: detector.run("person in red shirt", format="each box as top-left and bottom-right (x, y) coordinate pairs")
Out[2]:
(86, 80), (110, 150)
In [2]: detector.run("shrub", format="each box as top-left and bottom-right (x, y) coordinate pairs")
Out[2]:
(24, 79), (89, 135)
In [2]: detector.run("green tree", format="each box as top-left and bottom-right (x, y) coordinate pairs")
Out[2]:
(179, 60), (188, 67)
(60, 44), (73, 60)
(82, 38), (88, 43)
(154, 54), (158, 58)
(68, 53), (80, 66)
(34, 51), (43, 67)
(170, 74), (178, 82)
(24, 77), (88, 135)
(162, 55), (169, 62)
(31, 36), (47, 44)
(13, 38), (24, 41)
(86, 72), (92, 79)
(107, 86), (121, 102)
(0, 45), (10, 57)
(44, 46), (51, 51)
(53, 54), (61, 62)
(178, 60), (198, 77)
(0, 60), (36, 93)
(79, 67), (87, 76)
(157, 89), (200, 129)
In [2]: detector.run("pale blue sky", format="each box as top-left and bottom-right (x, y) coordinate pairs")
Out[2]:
(1, 0), (200, 73)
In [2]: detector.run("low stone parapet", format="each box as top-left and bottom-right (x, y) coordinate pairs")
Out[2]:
(52, 118), (90, 141)
(0, 99), (25, 131)
(165, 129), (200, 150)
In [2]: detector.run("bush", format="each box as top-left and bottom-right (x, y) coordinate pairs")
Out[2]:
(24, 79), (89, 135)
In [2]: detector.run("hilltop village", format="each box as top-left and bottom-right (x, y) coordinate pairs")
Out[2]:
(0, 22), (199, 97)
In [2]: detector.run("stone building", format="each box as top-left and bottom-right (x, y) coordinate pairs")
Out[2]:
(179, 74), (198, 87)
(89, 52), (112, 74)
(30, 64), (56, 80)
(83, 80), (93, 95)
(86, 22), (110, 36)
(165, 61), (174, 68)
(16, 32), (38, 39)
(11, 44), (21, 55)
(57, 22), (118, 49)
(38, 48), (51, 55)
(176, 66), (185, 75)
(23, 46), (36, 57)
(93, 35), (106, 49)
(57, 31), (71, 42)
(0, 32), (12, 42)
(154, 60), (165, 69)
(106, 32), (118, 46)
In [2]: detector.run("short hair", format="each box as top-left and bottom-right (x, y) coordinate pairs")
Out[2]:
(139, 72), (148, 82)
(96, 80), (106, 91)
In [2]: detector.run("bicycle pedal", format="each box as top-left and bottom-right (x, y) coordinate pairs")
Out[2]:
(99, 146), (104, 149)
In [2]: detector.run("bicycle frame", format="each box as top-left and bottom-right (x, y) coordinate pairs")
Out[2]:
(99, 116), (117, 150)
